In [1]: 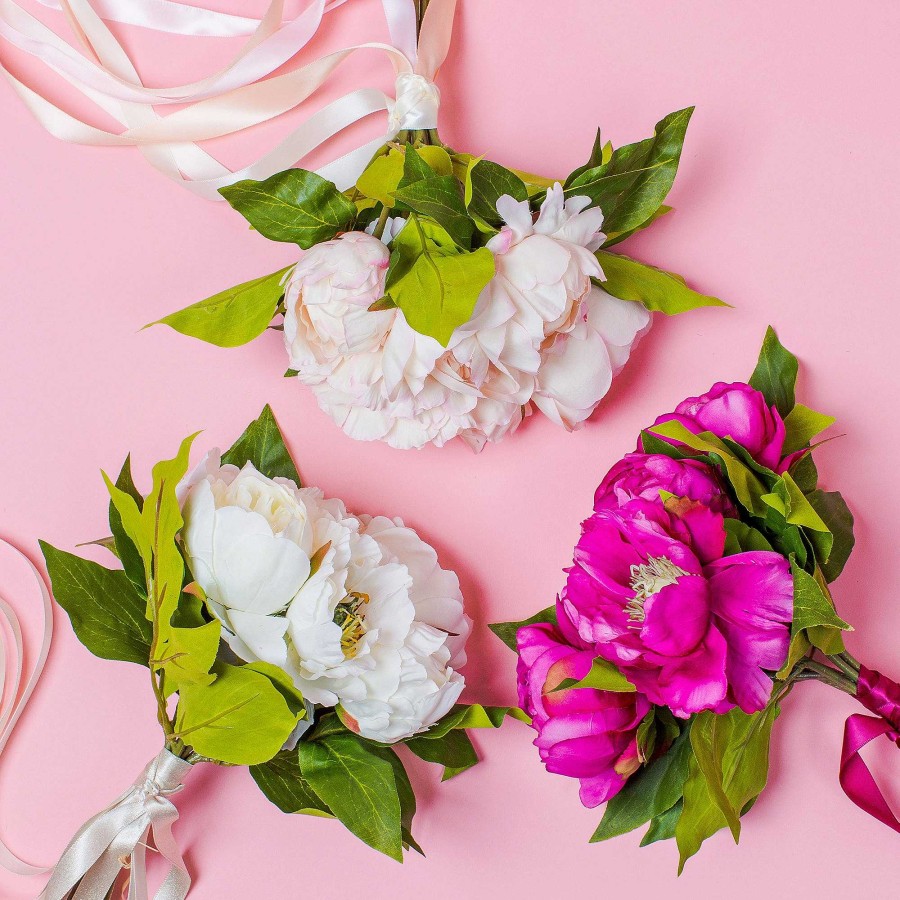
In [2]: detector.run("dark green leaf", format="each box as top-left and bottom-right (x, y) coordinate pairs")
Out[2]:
(40, 541), (152, 666)
(565, 127), (609, 185)
(748, 326), (798, 418)
(640, 799), (683, 846)
(787, 560), (850, 658)
(399, 144), (436, 187)
(375, 746), (422, 853)
(107, 455), (146, 597)
(595, 251), (726, 315)
(723, 519), (774, 556)
(220, 169), (356, 247)
(297, 733), (404, 860)
(147, 269), (287, 348)
(407, 728), (479, 781)
(807, 490), (855, 582)
(250, 751), (334, 817)
(489, 605), (557, 651)
(221, 404), (302, 485)
(787, 452), (818, 494)
(392, 176), (474, 248)
(465, 158), (528, 228)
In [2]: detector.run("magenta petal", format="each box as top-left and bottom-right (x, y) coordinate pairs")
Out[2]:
(706, 552), (793, 712)
(640, 576), (711, 656)
(578, 769), (629, 808)
(675, 502), (727, 565)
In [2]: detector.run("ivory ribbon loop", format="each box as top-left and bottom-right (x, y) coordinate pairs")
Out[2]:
(39, 749), (195, 900)
(390, 71), (439, 131)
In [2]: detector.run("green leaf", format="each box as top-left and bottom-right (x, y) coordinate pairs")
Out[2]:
(40, 541), (152, 666)
(595, 251), (726, 315)
(675, 704), (779, 871)
(243, 661), (307, 718)
(250, 750), (334, 817)
(174, 662), (297, 765)
(602, 204), (672, 247)
(106, 455), (147, 597)
(379, 746), (422, 853)
(421, 703), (528, 739)
(807, 490), (855, 582)
(591, 725), (693, 842)
(788, 560), (851, 657)
(723, 519), (774, 555)
(566, 107), (694, 237)
(147, 269), (288, 348)
(386, 216), (494, 346)
(465, 158), (527, 228)
(391, 176), (474, 248)
(553, 655), (636, 693)
(399, 144), (436, 187)
(162, 619), (221, 690)
(782, 404), (836, 455)
(489, 605), (557, 652)
(221, 404), (301, 484)
(221, 170), (356, 247)
(640, 799), (683, 846)
(565, 127), (610, 185)
(788, 452), (818, 494)
(407, 728), (479, 781)
(749, 326), (798, 418)
(297, 733), (404, 861)
(357, 150), (406, 206)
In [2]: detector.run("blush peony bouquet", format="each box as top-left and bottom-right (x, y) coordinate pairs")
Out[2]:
(150, 7), (722, 451)
(493, 328), (900, 869)
(38, 407), (517, 900)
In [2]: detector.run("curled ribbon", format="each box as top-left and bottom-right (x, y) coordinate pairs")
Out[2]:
(0, 0), (457, 198)
(38, 749), (195, 900)
(839, 665), (900, 832)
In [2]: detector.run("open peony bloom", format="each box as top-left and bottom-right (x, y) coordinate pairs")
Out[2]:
(559, 498), (793, 718)
(648, 382), (790, 471)
(517, 623), (650, 808)
(594, 452), (736, 515)
(180, 452), (470, 742)
(282, 184), (649, 451)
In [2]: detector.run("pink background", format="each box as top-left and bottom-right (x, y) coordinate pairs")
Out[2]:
(2, 1), (899, 896)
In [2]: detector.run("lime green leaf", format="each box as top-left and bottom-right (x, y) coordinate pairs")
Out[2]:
(250, 751), (334, 816)
(220, 169), (356, 247)
(386, 217), (494, 346)
(781, 472), (830, 533)
(676, 704), (779, 871)
(243, 661), (307, 718)
(147, 269), (288, 348)
(566, 107), (694, 237)
(749, 326), (798, 418)
(489, 605), (557, 652)
(782, 404), (836, 455)
(553, 655), (636, 693)
(591, 725), (692, 842)
(788, 560), (851, 657)
(106, 455), (147, 596)
(595, 251), (726, 314)
(221, 404), (301, 485)
(399, 144), (436, 187)
(41, 541), (152, 666)
(297, 732), (404, 860)
(357, 150), (405, 206)
(465, 158), (527, 228)
(417, 704), (528, 741)
(807, 490), (855, 582)
(162, 619), (221, 689)
(175, 662), (297, 765)
(392, 176), (474, 248)
(102, 470), (151, 581)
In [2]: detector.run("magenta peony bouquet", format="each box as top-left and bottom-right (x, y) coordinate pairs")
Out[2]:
(493, 328), (900, 869)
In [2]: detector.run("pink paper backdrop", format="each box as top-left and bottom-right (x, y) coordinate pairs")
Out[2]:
(2, 1), (899, 896)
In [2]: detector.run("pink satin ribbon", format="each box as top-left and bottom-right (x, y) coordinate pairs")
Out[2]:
(0, 0), (457, 198)
(840, 665), (900, 832)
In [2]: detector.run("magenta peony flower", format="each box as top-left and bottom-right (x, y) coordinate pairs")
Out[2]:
(594, 452), (736, 515)
(647, 381), (789, 471)
(516, 623), (651, 808)
(559, 498), (793, 718)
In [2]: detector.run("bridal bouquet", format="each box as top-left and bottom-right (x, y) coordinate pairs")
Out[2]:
(493, 329), (899, 869)
(39, 407), (513, 899)
(151, 6), (722, 450)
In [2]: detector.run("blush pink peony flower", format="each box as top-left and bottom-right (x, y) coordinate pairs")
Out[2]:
(594, 452), (736, 515)
(559, 498), (793, 718)
(516, 623), (650, 807)
(647, 381), (790, 471)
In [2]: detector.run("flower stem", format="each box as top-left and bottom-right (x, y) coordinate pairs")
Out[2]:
(798, 658), (858, 696)
(372, 204), (391, 240)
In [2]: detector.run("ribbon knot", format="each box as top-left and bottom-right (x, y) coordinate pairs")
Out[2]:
(840, 664), (900, 833)
(389, 72), (440, 132)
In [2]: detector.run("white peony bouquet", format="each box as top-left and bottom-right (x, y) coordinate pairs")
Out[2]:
(155, 109), (724, 450)
(39, 407), (518, 899)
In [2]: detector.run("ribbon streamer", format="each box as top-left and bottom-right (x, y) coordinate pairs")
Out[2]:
(0, 0), (457, 198)
(38, 749), (195, 900)
(839, 664), (900, 833)
(0, 537), (53, 878)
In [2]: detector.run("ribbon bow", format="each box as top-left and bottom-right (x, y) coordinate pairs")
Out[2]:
(39, 749), (195, 900)
(839, 664), (900, 832)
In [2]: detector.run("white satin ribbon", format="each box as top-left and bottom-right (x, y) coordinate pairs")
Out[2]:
(0, 0), (457, 198)
(0, 537), (53, 878)
(38, 749), (195, 900)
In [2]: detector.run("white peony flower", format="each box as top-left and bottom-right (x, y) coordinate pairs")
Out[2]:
(180, 452), (470, 742)
(282, 184), (650, 451)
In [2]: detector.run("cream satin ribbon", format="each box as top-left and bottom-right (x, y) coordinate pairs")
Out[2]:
(0, 0), (457, 198)
(38, 749), (195, 900)
(0, 537), (53, 879)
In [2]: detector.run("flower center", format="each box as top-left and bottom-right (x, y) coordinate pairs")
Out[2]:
(626, 556), (688, 625)
(334, 591), (370, 658)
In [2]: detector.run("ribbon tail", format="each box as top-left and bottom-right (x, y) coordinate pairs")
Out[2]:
(839, 713), (900, 833)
